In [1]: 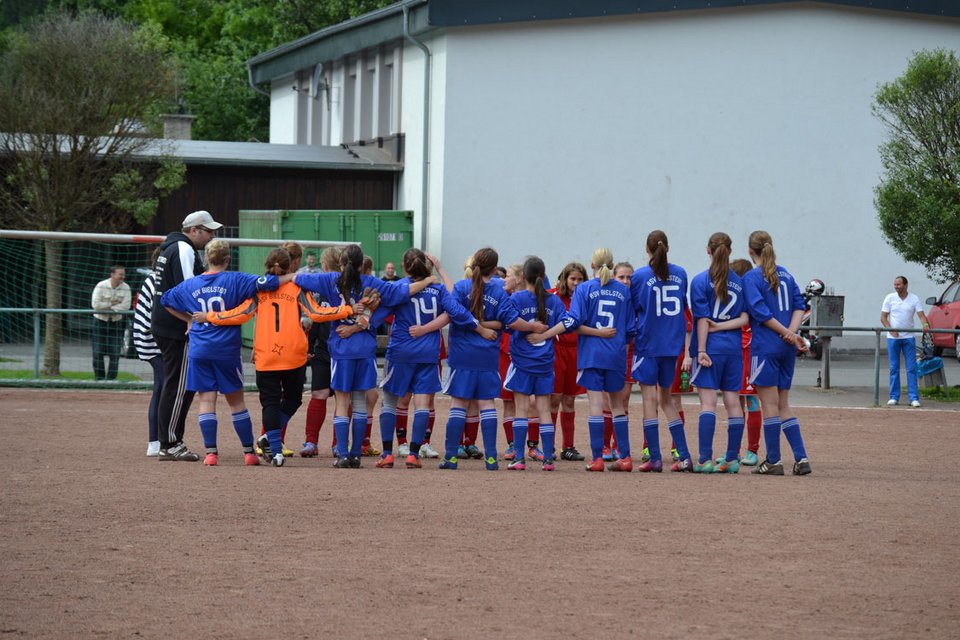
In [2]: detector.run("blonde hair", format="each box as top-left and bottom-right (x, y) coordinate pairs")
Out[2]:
(320, 247), (341, 273)
(463, 256), (475, 280)
(748, 230), (778, 291)
(281, 241), (303, 265)
(205, 239), (230, 267)
(592, 247), (614, 286)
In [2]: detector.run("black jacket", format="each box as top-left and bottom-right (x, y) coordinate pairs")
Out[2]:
(151, 231), (203, 340)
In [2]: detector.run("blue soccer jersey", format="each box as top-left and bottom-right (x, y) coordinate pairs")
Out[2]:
(296, 272), (410, 360)
(447, 278), (519, 371)
(386, 279), (477, 364)
(160, 271), (279, 360)
(689, 269), (746, 356)
(568, 277), (633, 371)
(508, 289), (574, 376)
(631, 263), (689, 357)
(743, 265), (806, 355)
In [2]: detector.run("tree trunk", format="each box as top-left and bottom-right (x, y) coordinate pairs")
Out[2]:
(41, 240), (62, 377)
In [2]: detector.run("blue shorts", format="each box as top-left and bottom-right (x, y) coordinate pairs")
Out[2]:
(330, 357), (378, 392)
(632, 355), (677, 388)
(577, 367), (626, 393)
(690, 354), (742, 392)
(748, 350), (797, 390)
(187, 357), (245, 394)
(504, 364), (555, 396)
(380, 360), (441, 396)
(442, 368), (502, 400)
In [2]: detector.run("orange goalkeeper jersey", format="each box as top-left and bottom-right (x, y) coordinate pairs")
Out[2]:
(206, 281), (351, 371)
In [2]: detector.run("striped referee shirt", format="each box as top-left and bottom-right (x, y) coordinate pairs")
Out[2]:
(133, 273), (162, 361)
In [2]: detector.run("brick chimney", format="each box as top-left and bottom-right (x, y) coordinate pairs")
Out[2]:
(162, 114), (197, 140)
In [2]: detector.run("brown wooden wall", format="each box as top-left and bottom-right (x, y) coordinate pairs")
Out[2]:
(141, 165), (398, 235)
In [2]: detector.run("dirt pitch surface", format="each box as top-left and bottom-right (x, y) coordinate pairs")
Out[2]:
(2, 388), (959, 639)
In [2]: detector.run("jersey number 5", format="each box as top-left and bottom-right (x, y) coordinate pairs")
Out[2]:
(596, 299), (615, 329)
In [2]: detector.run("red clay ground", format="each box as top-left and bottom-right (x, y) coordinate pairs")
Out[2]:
(1, 388), (958, 639)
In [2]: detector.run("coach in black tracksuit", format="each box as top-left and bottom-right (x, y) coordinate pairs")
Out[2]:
(151, 210), (222, 461)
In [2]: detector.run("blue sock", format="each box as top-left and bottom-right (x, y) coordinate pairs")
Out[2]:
(588, 416), (604, 460)
(349, 412), (367, 457)
(444, 407), (466, 459)
(725, 416), (745, 462)
(698, 411), (716, 464)
(643, 419), (661, 462)
(540, 422), (556, 460)
(612, 414), (629, 459)
(763, 416), (782, 464)
(279, 412), (291, 430)
(199, 412), (218, 452)
(265, 428), (283, 457)
(668, 419), (690, 462)
(379, 406), (396, 454)
(333, 416), (350, 457)
(480, 408), (498, 460)
(781, 417), (807, 461)
(512, 418), (528, 460)
(231, 409), (254, 448)
(410, 409), (430, 454)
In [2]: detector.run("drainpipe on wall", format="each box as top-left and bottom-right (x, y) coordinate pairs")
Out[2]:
(403, 3), (432, 251)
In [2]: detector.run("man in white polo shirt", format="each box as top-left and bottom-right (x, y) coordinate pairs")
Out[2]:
(880, 275), (930, 407)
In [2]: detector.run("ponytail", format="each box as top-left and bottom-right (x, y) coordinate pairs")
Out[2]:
(707, 232), (732, 303)
(591, 247), (614, 286)
(469, 247), (499, 321)
(646, 230), (669, 282)
(402, 248), (431, 281)
(523, 256), (548, 323)
(264, 248), (291, 276)
(748, 230), (779, 291)
(337, 244), (364, 303)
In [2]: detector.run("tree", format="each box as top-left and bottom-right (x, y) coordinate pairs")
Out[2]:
(0, 11), (185, 375)
(874, 48), (960, 284)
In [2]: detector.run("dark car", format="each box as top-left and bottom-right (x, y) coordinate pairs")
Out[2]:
(926, 281), (960, 361)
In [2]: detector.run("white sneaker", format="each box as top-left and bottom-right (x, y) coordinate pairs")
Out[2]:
(420, 443), (440, 458)
(146, 441), (161, 457)
(887, 399), (898, 406)
(911, 400), (921, 408)
(396, 444), (410, 457)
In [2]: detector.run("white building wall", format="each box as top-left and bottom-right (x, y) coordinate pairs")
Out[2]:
(269, 73), (298, 143)
(431, 4), (960, 345)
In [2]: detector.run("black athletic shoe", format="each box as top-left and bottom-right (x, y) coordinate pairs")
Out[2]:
(752, 458), (785, 475)
(792, 458), (812, 475)
(464, 444), (483, 459)
(334, 456), (352, 469)
(158, 443), (200, 462)
(561, 447), (585, 461)
(348, 456), (362, 468)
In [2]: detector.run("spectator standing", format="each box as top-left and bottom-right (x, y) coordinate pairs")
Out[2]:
(880, 276), (930, 408)
(91, 265), (130, 381)
(382, 262), (401, 282)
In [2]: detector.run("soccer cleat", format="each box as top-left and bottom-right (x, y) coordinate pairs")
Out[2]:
(331, 446), (338, 458)
(271, 453), (285, 467)
(464, 444), (483, 459)
(611, 448), (621, 461)
(158, 443), (200, 462)
(485, 457), (499, 471)
(376, 454), (395, 469)
(405, 454), (422, 469)
(715, 458), (741, 474)
(348, 456), (362, 468)
(609, 457), (633, 472)
(334, 456), (352, 469)
(638, 459), (663, 473)
(397, 444), (411, 457)
(910, 400), (921, 408)
(693, 460), (715, 474)
(671, 458), (694, 472)
(560, 447), (585, 461)
(438, 457), (459, 470)
(640, 447), (650, 463)
(792, 458), (812, 475)
(244, 452), (261, 466)
(752, 459), (785, 475)
(886, 399), (898, 406)
(527, 446), (544, 462)
(507, 458), (527, 471)
(503, 444), (517, 461)
(147, 441), (160, 457)
(281, 444), (295, 457)
(742, 451), (759, 466)
(420, 443), (440, 459)
(602, 446), (614, 462)
(300, 442), (318, 457)
(256, 434), (271, 458)
(361, 444), (381, 457)
(671, 447), (680, 462)
(457, 445), (467, 459)
(204, 452), (218, 466)
(542, 458), (556, 471)
(585, 458), (605, 472)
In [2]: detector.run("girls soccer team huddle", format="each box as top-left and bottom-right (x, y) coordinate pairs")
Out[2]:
(158, 229), (812, 477)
